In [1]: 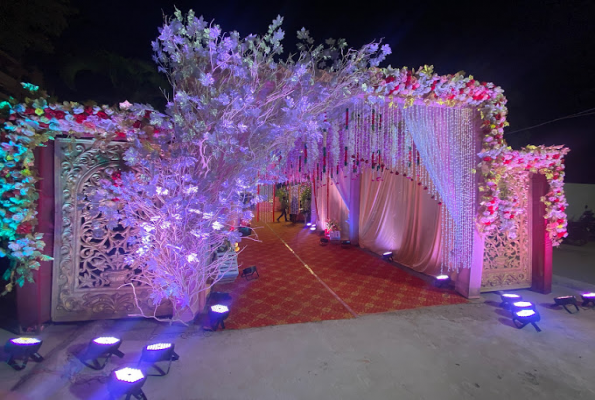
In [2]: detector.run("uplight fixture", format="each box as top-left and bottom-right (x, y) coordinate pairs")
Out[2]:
(208, 304), (230, 331)
(554, 296), (579, 314)
(434, 274), (450, 288)
(581, 293), (595, 307)
(138, 343), (180, 376)
(4, 337), (44, 371)
(510, 301), (536, 315)
(80, 336), (124, 370)
(107, 367), (147, 400)
(499, 293), (522, 308)
(512, 309), (542, 332)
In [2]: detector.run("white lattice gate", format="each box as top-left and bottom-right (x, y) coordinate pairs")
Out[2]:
(481, 172), (533, 291)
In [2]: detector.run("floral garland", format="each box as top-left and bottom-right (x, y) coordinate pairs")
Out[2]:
(371, 65), (567, 245)
(0, 83), (164, 293)
(0, 64), (570, 291)
(484, 145), (569, 244)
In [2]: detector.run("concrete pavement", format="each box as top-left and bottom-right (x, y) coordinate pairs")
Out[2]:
(1, 282), (595, 400)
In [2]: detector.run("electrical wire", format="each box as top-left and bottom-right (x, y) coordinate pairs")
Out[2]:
(505, 107), (595, 135)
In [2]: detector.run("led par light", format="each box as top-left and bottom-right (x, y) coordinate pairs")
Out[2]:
(138, 343), (180, 376)
(81, 337), (124, 370)
(512, 309), (542, 332)
(554, 296), (579, 314)
(4, 337), (44, 371)
(107, 367), (147, 400)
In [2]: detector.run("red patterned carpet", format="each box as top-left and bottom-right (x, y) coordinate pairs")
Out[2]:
(214, 217), (466, 330)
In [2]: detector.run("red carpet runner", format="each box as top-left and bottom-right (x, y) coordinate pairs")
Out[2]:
(214, 219), (466, 330)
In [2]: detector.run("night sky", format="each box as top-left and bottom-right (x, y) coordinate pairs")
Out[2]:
(25, 0), (595, 182)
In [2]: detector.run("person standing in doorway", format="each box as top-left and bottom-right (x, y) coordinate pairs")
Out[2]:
(277, 196), (288, 222)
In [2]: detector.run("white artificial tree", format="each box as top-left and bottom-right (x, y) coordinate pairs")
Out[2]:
(99, 9), (390, 323)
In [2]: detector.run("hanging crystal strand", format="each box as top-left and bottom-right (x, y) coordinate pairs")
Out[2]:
(390, 105), (397, 171)
(366, 103), (371, 171)
(355, 101), (360, 174)
(399, 105), (403, 172)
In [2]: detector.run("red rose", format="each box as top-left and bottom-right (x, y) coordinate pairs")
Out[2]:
(39, 122), (49, 128)
(144, 110), (152, 119)
(24, 108), (36, 115)
(16, 222), (33, 235)
(116, 131), (126, 138)
(133, 120), (142, 129)
(84, 106), (94, 115)
(54, 110), (66, 119)
(44, 108), (54, 117)
(74, 114), (88, 123)
(96, 111), (109, 119)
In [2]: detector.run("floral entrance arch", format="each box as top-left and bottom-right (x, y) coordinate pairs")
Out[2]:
(1, 12), (568, 321)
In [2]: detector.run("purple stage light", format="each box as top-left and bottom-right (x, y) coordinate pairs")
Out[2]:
(211, 304), (229, 313)
(93, 337), (120, 345)
(512, 307), (542, 331)
(11, 338), (41, 346)
(4, 337), (44, 370)
(115, 367), (145, 383)
(581, 293), (595, 306)
(499, 293), (523, 308)
(501, 293), (521, 299)
(512, 301), (533, 308)
(306, 222), (312, 227)
(310, 225), (316, 231)
(208, 303), (231, 331)
(146, 343), (172, 351)
(554, 295), (579, 313)
(515, 310), (536, 317)
(108, 367), (147, 398)
(82, 337), (125, 370)
(433, 274), (450, 288)
(140, 343), (180, 375)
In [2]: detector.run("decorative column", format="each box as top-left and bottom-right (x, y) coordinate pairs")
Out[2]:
(455, 228), (484, 299)
(16, 142), (54, 330)
(531, 173), (552, 294)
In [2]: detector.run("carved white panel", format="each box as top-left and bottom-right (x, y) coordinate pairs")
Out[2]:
(481, 172), (532, 291)
(52, 139), (170, 321)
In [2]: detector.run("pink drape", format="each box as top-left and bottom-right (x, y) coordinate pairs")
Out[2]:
(358, 169), (442, 275)
(315, 176), (349, 237)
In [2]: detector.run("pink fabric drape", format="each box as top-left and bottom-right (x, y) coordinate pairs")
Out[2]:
(358, 169), (442, 275)
(315, 176), (349, 237)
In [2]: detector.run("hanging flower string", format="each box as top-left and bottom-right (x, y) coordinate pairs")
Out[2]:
(1, 60), (570, 291)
